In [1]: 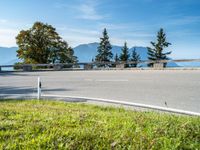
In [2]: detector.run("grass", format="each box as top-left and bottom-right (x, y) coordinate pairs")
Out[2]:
(0, 100), (199, 150)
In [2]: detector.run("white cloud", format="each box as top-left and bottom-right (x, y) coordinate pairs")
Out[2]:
(58, 27), (99, 36)
(54, 1), (105, 20)
(76, 0), (104, 20)
(0, 19), (8, 24)
(57, 26), (99, 46)
(62, 34), (98, 47)
(110, 37), (149, 47)
(54, 2), (68, 8)
(97, 23), (132, 30)
(0, 20), (152, 48)
(79, 4), (102, 20)
(0, 20), (42, 47)
(57, 25), (150, 47)
(167, 15), (200, 26)
(0, 28), (19, 47)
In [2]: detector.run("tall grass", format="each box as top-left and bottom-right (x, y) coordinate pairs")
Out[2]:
(0, 100), (199, 149)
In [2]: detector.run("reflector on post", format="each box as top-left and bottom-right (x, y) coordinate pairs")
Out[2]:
(37, 77), (41, 100)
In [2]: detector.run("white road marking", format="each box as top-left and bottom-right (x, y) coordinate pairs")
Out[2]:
(96, 79), (129, 82)
(43, 94), (200, 116)
(0, 93), (200, 116)
(84, 79), (94, 81)
(84, 79), (129, 82)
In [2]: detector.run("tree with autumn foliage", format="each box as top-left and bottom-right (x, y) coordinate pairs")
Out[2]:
(16, 22), (78, 64)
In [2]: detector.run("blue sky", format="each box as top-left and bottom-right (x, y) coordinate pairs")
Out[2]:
(0, 0), (200, 59)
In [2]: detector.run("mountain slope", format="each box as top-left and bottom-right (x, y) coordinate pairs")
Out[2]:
(74, 43), (99, 62)
(1, 43), (195, 67)
(0, 47), (19, 65)
(74, 43), (148, 62)
(73, 43), (178, 67)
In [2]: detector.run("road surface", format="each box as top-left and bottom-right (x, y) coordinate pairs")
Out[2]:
(0, 70), (200, 113)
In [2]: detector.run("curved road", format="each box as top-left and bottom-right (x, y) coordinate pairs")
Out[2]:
(0, 70), (200, 113)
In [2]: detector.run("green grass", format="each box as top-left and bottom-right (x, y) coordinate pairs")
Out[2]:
(0, 100), (199, 150)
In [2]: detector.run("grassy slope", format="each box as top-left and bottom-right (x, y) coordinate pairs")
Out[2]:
(0, 100), (199, 149)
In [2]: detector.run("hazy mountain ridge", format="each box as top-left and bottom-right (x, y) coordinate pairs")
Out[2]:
(74, 43), (177, 67)
(0, 47), (19, 65)
(0, 43), (148, 65)
(0, 43), (198, 67)
(74, 42), (148, 62)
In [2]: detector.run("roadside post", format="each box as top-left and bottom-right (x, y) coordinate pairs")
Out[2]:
(37, 77), (42, 100)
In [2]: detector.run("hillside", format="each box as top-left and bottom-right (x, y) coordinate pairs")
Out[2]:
(74, 43), (178, 67)
(0, 47), (19, 65)
(0, 43), (181, 67)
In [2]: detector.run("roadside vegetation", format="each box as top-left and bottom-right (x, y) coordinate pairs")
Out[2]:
(14, 21), (171, 68)
(0, 100), (199, 149)
(16, 22), (78, 65)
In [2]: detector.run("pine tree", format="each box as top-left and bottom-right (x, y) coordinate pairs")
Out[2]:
(95, 28), (113, 66)
(131, 48), (140, 67)
(147, 28), (171, 67)
(114, 53), (119, 62)
(120, 42), (130, 62)
(119, 42), (130, 67)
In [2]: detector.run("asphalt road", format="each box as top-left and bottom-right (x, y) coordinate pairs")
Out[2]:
(0, 70), (200, 113)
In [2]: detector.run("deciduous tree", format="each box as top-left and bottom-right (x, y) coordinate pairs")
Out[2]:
(16, 22), (78, 64)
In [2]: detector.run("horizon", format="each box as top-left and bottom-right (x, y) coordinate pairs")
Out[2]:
(0, 0), (200, 59)
(0, 42), (148, 49)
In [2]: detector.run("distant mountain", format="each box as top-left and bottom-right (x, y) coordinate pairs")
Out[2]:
(0, 47), (19, 65)
(74, 42), (99, 62)
(74, 43), (178, 67)
(2, 43), (199, 67)
(73, 42), (148, 62)
(176, 62), (200, 67)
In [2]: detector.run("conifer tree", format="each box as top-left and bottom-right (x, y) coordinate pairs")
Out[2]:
(95, 28), (113, 66)
(130, 48), (140, 67)
(114, 53), (119, 62)
(120, 42), (130, 62)
(147, 28), (171, 67)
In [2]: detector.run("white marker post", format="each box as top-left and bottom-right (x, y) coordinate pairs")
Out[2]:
(37, 77), (41, 100)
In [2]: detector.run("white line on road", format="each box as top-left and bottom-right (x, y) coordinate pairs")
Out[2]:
(84, 79), (129, 82)
(96, 79), (129, 82)
(43, 94), (200, 116)
(1, 93), (199, 116)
